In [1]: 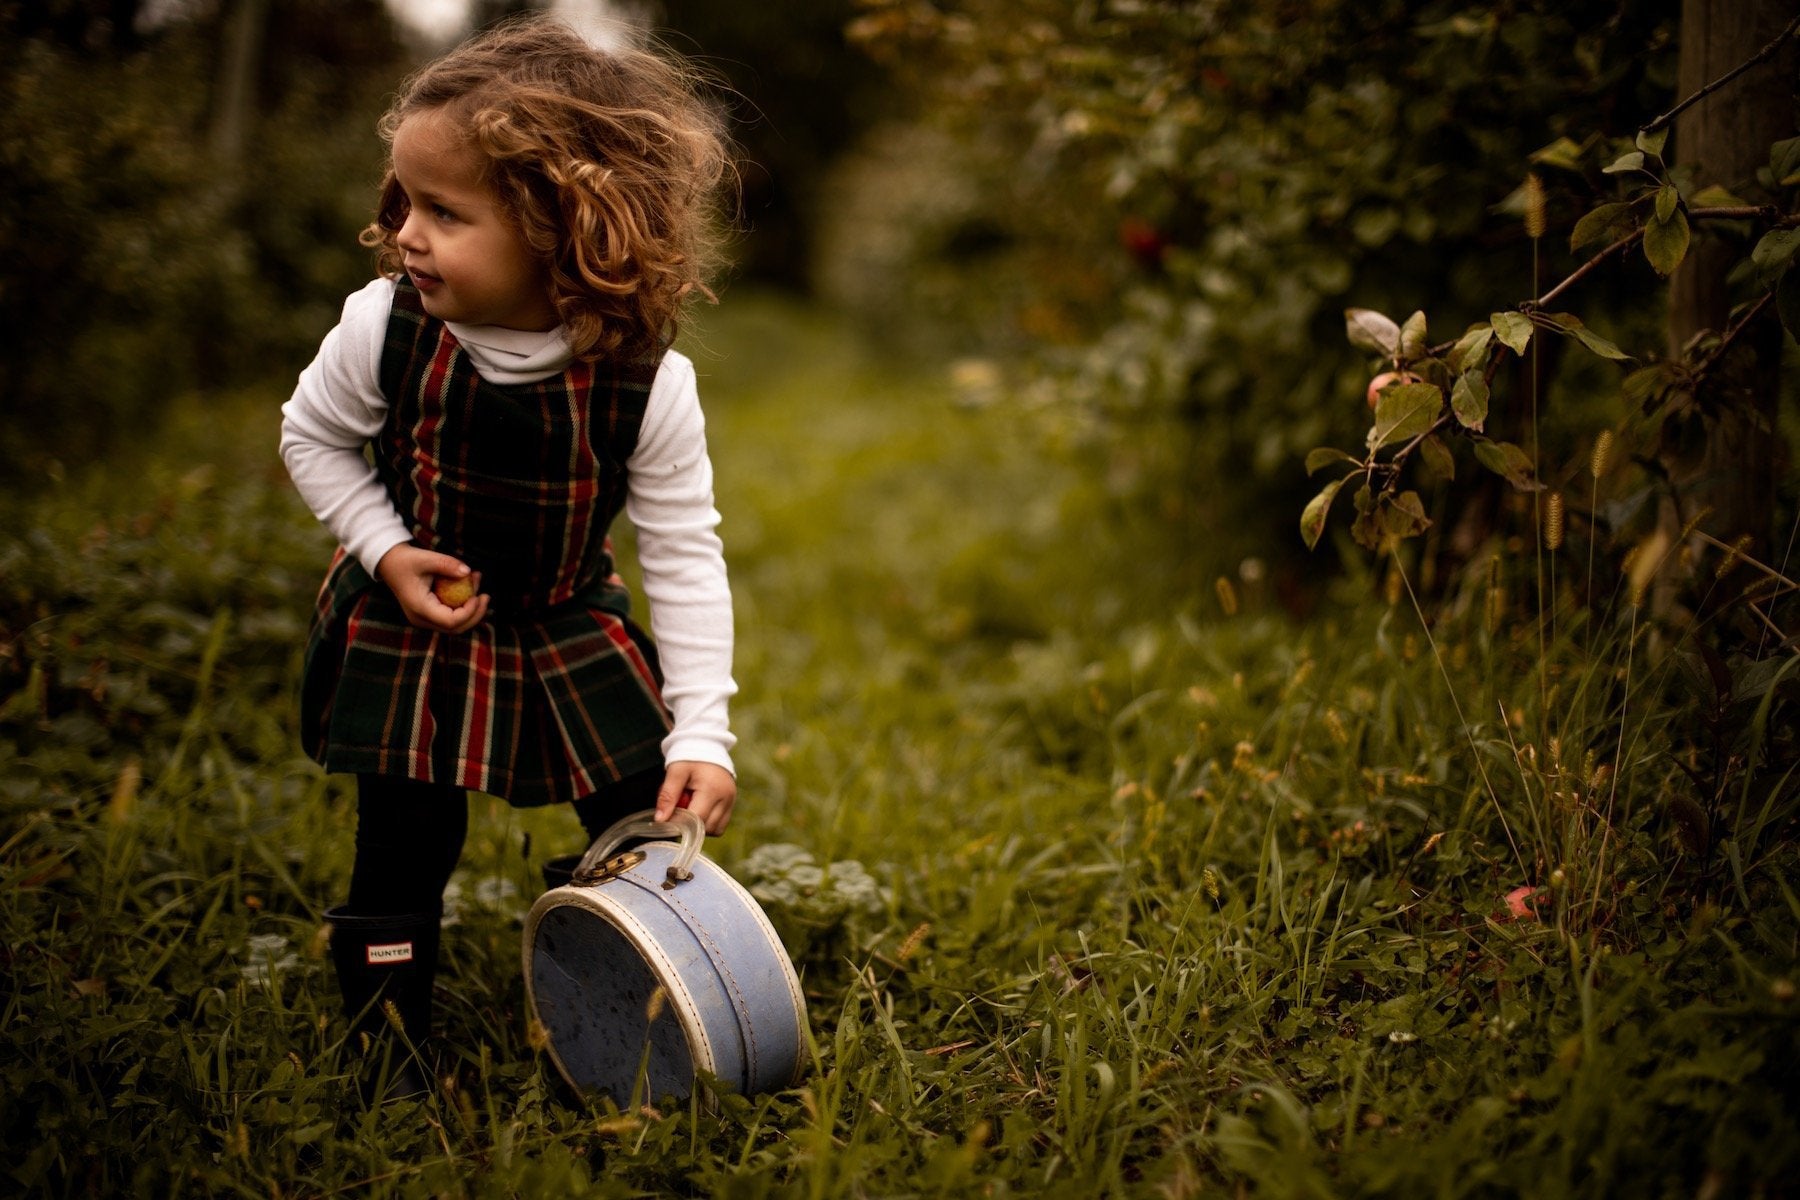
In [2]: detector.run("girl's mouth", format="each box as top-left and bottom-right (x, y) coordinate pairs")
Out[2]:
(408, 268), (442, 291)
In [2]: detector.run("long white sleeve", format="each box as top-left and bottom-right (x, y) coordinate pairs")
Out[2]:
(628, 351), (738, 774)
(279, 278), (412, 577)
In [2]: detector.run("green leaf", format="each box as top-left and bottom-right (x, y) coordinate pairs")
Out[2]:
(1530, 136), (1585, 172)
(1473, 440), (1540, 491)
(1580, 329), (1630, 361)
(1751, 229), (1800, 286)
(1399, 310), (1428, 360)
(1490, 311), (1533, 355)
(1450, 371), (1489, 430)
(1623, 363), (1679, 406)
(1771, 136), (1800, 186)
(1301, 478), (1345, 550)
(1635, 126), (1669, 159)
(1418, 434), (1455, 481)
(1688, 184), (1749, 209)
(1569, 202), (1635, 251)
(1542, 311), (1632, 361)
(1386, 491), (1432, 539)
(1654, 184), (1679, 224)
(1367, 382), (1441, 451)
(1450, 325), (1494, 373)
(1602, 150), (1646, 175)
(1778, 270), (1800, 344)
(1643, 208), (1689, 276)
(1346, 308), (1401, 357)
(1306, 447), (1362, 475)
(1350, 484), (1381, 550)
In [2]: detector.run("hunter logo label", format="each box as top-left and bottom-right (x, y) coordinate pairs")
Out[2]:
(366, 941), (414, 965)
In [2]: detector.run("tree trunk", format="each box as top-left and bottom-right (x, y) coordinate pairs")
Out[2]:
(209, 0), (269, 166)
(1661, 0), (1796, 601)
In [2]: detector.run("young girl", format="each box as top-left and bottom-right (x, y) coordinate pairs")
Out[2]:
(280, 15), (737, 1097)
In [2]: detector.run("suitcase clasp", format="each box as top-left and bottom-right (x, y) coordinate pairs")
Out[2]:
(573, 849), (646, 886)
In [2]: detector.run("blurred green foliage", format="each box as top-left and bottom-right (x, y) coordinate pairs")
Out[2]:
(0, 0), (403, 474)
(832, 0), (1683, 556)
(658, 0), (900, 287)
(1303, 126), (1800, 568)
(0, 0), (900, 477)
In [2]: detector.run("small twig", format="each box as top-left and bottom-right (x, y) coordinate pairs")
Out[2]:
(1640, 13), (1800, 135)
(1693, 527), (1800, 591)
(1744, 601), (1794, 650)
(1693, 289), (1776, 378)
(1528, 230), (1642, 310)
(1689, 205), (1785, 222)
(1420, 210), (1779, 359)
(1526, 208), (1780, 312)
(1739, 574), (1800, 606)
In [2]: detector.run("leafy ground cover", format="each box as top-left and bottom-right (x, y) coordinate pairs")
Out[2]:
(2, 294), (1796, 1198)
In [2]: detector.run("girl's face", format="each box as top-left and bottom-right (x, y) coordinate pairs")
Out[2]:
(390, 109), (559, 331)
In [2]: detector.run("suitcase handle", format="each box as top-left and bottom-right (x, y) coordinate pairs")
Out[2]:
(573, 807), (705, 888)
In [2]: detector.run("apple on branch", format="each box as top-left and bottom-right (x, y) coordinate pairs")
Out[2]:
(1366, 370), (1421, 409)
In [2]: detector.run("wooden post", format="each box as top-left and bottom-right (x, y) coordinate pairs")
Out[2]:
(1662, 0), (1797, 587)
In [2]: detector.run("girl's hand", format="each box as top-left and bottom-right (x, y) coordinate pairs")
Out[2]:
(656, 761), (736, 835)
(375, 544), (489, 633)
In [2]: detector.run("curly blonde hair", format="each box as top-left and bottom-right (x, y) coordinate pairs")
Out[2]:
(360, 15), (734, 361)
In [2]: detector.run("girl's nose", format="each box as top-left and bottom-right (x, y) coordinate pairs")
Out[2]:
(396, 208), (426, 253)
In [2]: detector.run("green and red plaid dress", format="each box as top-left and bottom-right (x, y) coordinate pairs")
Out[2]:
(299, 282), (671, 807)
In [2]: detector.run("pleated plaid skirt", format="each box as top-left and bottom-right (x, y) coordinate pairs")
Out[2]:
(298, 282), (672, 808)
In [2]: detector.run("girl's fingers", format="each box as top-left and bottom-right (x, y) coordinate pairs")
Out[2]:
(442, 594), (489, 632)
(421, 551), (473, 578)
(692, 791), (734, 835)
(657, 763), (735, 833)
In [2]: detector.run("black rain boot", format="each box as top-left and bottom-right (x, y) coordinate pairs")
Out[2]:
(325, 905), (440, 1103)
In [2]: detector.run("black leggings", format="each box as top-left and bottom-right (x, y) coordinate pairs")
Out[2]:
(346, 768), (664, 915)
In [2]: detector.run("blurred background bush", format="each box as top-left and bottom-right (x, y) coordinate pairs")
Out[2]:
(0, 0), (1710, 583)
(0, 0), (895, 470)
(825, 0), (1687, 570)
(1, 1), (405, 463)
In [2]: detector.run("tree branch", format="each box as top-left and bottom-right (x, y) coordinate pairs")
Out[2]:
(1526, 230), (1642, 310)
(1693, 289), (1776, 380)
(1525, 207), (1780, 311)
(1640, 12), (1800, 136)
(1361, 210), (1787, 504)
(1688, 206), (1785, 222)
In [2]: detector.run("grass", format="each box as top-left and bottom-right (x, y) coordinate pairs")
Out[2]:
(2, 291), (1798, 1197)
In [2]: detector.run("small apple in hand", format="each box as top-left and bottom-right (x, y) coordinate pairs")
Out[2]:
(433, 575), (477, 608)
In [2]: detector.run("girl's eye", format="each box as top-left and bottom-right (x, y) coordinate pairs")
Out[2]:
(433, 205), (457, 222)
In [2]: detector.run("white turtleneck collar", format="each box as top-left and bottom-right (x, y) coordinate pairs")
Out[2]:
(444, 319), (574, 385)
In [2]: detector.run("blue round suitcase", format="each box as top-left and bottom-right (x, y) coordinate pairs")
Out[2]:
(521, 809), (808, 1105)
